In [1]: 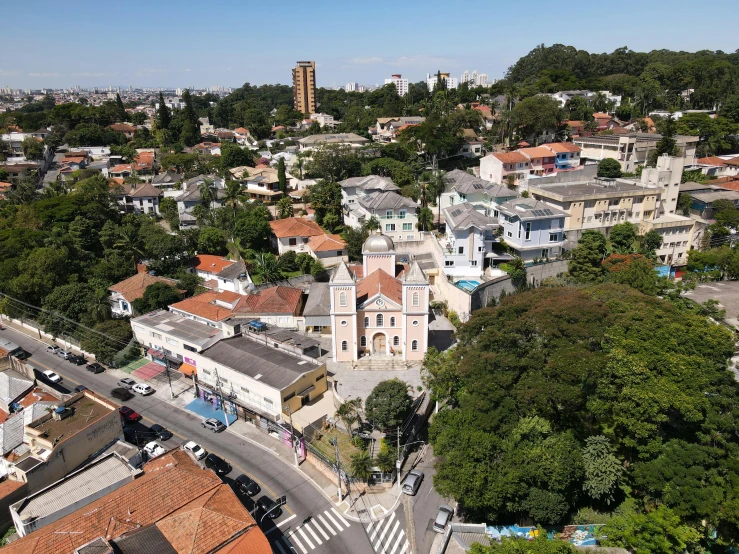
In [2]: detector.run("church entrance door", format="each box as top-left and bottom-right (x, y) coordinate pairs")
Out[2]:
(372, 333), (386, 354)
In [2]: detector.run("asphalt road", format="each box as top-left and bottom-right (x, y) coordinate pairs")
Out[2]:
(3, 327), (375, 554)
(408, 445), (450, 554)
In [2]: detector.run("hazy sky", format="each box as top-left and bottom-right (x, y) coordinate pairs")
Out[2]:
(4, 0), (738, 90)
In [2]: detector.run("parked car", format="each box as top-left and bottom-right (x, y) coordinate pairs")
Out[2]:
(248, 320), (267, 332)
(12, 349), (29, 360)
(46, 345), (60, 354)
(143, 441), (166, 458)
(86, 363), (105, 374)
(119, 406), (142, 423)
(57, 350), (73, 360)
(256, 496), (282, 518)
(118, 377), (136, 389)
(234, 474), (261, 496)
(204, 453), (232, 476)
(68, 354), (86, 365)
(132, 383), (154, 396)
(202, 418), (226, 433)
(150, 424), (173, 441)
(111, 388), (134, 401)
(433, 505), (454, 533)
(74, 385), (88, 392)
(183, 441), (207, 460)
(402, 469), (424, 496)
(42, 370), (62, 384)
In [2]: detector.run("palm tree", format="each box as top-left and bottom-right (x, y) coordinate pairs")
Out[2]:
(198, 178), (217, 209)
(336, 398), (362, 435)
(253, 252), (282, 283)
(88, 287), (112, 322)
(349, 451), (373, 482)
(363, 216), (380, 232)
(426, 171), (446, 228)
(277, 197), (294, 219)
(376, 450), (396, 475)
(295, 155), (305, 180)
(222, 180), (243, 216)
(592, 92), (609, 113)
(114, 225), (146, 272)
(416, 207), (434, 232)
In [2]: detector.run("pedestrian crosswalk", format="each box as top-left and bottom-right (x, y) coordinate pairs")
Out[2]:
(272, 508), (352, 554)
(365, 511), (410, 554)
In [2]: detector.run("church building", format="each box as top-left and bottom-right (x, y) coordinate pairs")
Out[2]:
(329, 233), (429, 362)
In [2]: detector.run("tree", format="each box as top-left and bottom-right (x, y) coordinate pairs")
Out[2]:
(157, 92), (171, 131)
(276, 197), (293, 219)
(309, 180), (343, 227)
(343, 226), (368, 262)
(310, 258), (325, 278)
(654, 114), (677, 160)
(502, 257), (527, 289)
(234, 208), (271, 252)
(336, 398), (362, 435)
(609, 222), (637, 253)
(416, 207), (434, 232)
(305, 144), (361, 182)
(376, 450), (396, 474)
(597, 158), (621, 178)
(600, 505), (700, 554)
(277, 250), (298, 272)
(38, 282), (95, 336)
(132, 282), (181, 315)
(470, 535), (577, 554)
(363, 216), (380, 232)
(177, 272), (204, 297)
(568, 230), (606, 282)
(582, 436), (622, 505)
(511, 95), (562, 140)
(197, 227), (227, 255)
(252, 252), (281, 283)
(349, 451), (373, 481)
(198, 179), (217, 209)
(220, 142), (254, 170)
(80, 319), (133, 365)
(277, 157), (287, 193)
(115, 93), (127, 120)
(365, 379), (411, 430)
(21, 136), (44, 161)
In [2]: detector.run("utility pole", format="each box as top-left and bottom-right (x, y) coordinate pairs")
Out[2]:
(164, 358), (174, 399)
(329, 437), (342, 501)
(212, 366), (230, 428)
(396, 425), (401, 490)
(284, 403), (299, 467)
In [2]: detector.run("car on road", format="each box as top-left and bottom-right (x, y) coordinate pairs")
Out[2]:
(12, 349), (29, 360)
(57, 350), (73, 360)
(433, 505), (454, 533)
(202, 418), (226, 433)
(402, 469), (424, 496)
(234, 474), (261, 496)
(74, 385), (88, 392)
(117, 378), (136, 390)
(132, 383), (154, 396)
(86, 363), (105, 374)
(150, 424), (172, 441)
(256, 496), (282, 518)
(111, 388), (134, 401)
(183, 441), (207, 460)
(119, 406), (142, 423)
(204, 453), (232, 476)
(123, 427), (147, 447)
(143, 441), (166, 458)
(46, 345), (60, 354)
(42, 370), (62, 384)
(68, 354), (86, 365)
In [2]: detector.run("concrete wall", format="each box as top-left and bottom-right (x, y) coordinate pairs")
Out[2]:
(523, 163), (597, 188)
(525, 260), (569, 287)
(470, 275), (516, 312)
(0, 481), (29, 534)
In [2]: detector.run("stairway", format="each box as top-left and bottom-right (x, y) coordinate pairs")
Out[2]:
(354, 355), (415, 371)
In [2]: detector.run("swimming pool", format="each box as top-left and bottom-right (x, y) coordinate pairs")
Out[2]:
(456, 279), (481, 292)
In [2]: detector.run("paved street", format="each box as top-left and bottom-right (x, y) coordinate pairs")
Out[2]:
(2, 326), (374, 554)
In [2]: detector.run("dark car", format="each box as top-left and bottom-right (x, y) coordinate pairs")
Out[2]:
(234, 474), (261, 496)
(204, 453), (232, 476)
(12, 349), (29, 360)
(257, 495), (282, 518)
(86, 363), (105, 374)
(68, 354), (86, 365)
(119, 406), (142, 423)
(150, 424), (173, 441)
(123, 427), (148, 447)
(111, 388), (134, 401)
(74, 385), (88, 392)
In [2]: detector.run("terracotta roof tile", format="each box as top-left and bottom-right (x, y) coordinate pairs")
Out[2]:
(308, 233), (347, 252)
(356, 269), (402, 304)
(194, 255), (236, 274)
(518, 146), (556, 159)
(237, 286), (302, 315)
(169, 291), (245, 322)
(491, 152), (529, 164)
(543, 142), (581, 153)
(698, 156), (727, 166)
(109, 273), (179, 303)
(269, 217), (324, 239)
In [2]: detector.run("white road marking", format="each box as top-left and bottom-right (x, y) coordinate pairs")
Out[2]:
(296, 526), (315, 550)
(324, 509), (347, 531)
(374, 516), (396, 551)
(389, 530), (406, 554)
(287, 533), (307, 554)
(380, 521), (400, 554)
(331, 507), (351, 527)
(303, 521), (323, 545)
(317, 514), (337, 536)
(275, 514), (297, 529)
(311, 518), (330, 540)
(399, 539), (409, 554)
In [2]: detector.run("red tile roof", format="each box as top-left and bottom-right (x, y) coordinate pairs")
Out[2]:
(518, 146), (555, 159)
(109, 273), (179, 303)
(234, 127), (249, 134)
(0, 451), (270, 554)
(194, 255), (237, 275)
(491, 152), (529, 164)
(238, 286), (302, 315)
(169, 291), (246, 322)
(593, 112), (611, 120)
(543, 142), (581, 153)
(356, 269), (402, 304)
(109, 123), (137, 133)
(270, 217), (324, 239)
(698, 156), (727, 166)
(308, 233), (347, 253)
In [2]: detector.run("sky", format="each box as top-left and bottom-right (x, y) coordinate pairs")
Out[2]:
(4, 0), (738, 90)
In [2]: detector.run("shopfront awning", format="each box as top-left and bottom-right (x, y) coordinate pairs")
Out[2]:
(297, 385), (315, 397)
(179, 363), (197, 376)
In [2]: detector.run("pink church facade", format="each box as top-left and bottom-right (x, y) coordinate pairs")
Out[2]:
(330, 234), (429, 363)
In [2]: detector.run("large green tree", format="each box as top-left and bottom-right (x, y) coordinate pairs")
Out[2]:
(568, 230), (606, 282)
(365, 379), (412, 430)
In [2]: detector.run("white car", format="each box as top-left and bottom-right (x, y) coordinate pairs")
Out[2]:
(132, 383), (154, 396)
(42, 370), (62, 384)
(143, 441), (166, 458)
(183, 441), (207, 460)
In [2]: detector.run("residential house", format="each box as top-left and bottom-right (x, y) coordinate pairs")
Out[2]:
(107, 151), (156, 181)
(0, 163), (39, 185)
(542, 142), (582, 170)
(344, 189), (419, 242)
(297, 133), (369, 152)
(440, 169), (517, 214)
(233, 127), (254, 146)
(518, 146), (557, 176)
(0, 450), (271, 554)
(469, 102), (495, 129)
(340, 175), (400, 208)
(310, 113), (338, 128)
(440, 203), (499, 278)
(108, 266), (180, 316)
(307, 233), (350, 267)
(192, 254), (252, 294)
(269, 217), (349, 266)
(233, 286), (305, 328)
(151, 170), (182, 189)
(480, 152), (531, 185)
(198, 117), (214, 134)
(695, 156), (739, 178)
(373, 117), (426, 143)
(686, 189), (739, 220)
(108, 123), (137, 140)
(497, 198), (567, 263)
(191, 142), (221, 156)
(330, 234), (430, 362)
(111, 181), (161, 215)
(175, 175), (227, 228)
(168, 291), (248, 329)
(230, 165), (283, 202)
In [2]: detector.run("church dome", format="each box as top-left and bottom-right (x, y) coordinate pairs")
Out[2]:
(362, 233), (395, 253)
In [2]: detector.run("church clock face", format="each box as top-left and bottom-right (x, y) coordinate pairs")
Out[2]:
(375, 299), (384, 307)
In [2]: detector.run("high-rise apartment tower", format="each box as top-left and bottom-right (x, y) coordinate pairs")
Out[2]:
(292, 61), (316, 115)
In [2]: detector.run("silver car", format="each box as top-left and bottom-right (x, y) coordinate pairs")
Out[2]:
(433, 505), (454, 533)
(401, 469), (424, 496)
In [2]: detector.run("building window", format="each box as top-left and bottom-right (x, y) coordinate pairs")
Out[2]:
(524, 222), (531, 240)
(390, 316), (396, 327)
(376, 314), (384, 327)
(202, 369), (211, 375)
(288, 238), (297, 246)
(340, 320), (347, 327)
(458, 246), (464, 254)
(166, 337), (178, 346)
(393, 336), (400, 346)
(385, 224), (396, 232)
(549, 233), (558, 242)
(411, 340), (419, 351)
(341, 341), (348, 351)
(402, 223), (412, 231)
(445, 260), (454, 267)
(412, 292), (420, 307)
(385, 210), (393, 219)
(541, 248), (549, 258)
(264, 398), (273, 406)
(283, 392), (295, 402)
(507, 231), (512, 238)
(336, 250), (343, 256)
(151, 332), (162, 340)
(339, 292), (347, 307)
(183, 344), (197, 352)
(471, 260), (478, 267)
(360, 336), (367, 347)
(399, 210), (406, 219)
(364, 316), (369, 327)
(412, 320), (419, 326)
(240, 386), (249, 393)
(316, 374), (324, 381)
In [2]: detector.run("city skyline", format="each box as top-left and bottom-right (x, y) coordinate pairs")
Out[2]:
(2, 0), (738, 90)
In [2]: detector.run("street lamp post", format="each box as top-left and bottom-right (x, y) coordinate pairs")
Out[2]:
(284, 403), (299, 467)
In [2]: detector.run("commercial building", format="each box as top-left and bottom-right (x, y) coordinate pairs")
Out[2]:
(292, 61), (316, 114)
(426, 72), (458, 91)
(384, 74), (409, 96)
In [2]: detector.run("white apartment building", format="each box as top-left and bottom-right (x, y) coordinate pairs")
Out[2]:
(384, 74), (408, 96)
(345, 82), (364, 93)
(309, 113), (337, 128)
(573, 133), (699, 172)
(426, 73), (458, 91)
